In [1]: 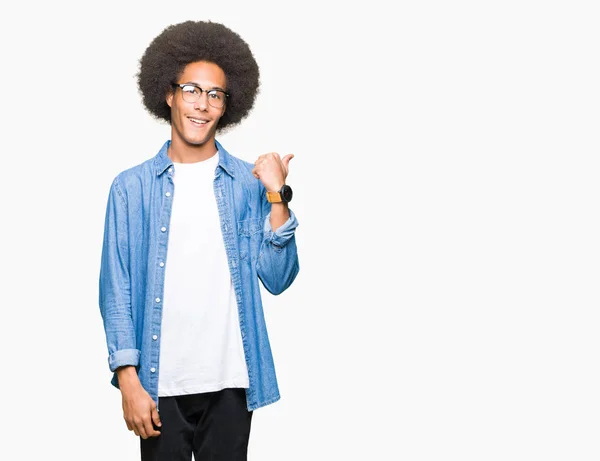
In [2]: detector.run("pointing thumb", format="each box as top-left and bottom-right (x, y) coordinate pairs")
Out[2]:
(282, 154), (294, 168)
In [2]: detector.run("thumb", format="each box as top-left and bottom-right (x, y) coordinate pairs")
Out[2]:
(152, 406), (162, 427)
(282, 154), (294, 168)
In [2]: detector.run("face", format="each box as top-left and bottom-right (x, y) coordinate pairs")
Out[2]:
(166, 61), (227, 149)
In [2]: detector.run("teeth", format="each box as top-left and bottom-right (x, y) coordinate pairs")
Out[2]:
(189, 118), (207, 124)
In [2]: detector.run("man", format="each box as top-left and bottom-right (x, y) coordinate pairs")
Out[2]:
(98, 20), (299, 461)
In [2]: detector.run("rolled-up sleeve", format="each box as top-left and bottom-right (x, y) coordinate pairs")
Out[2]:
(263, 209), (299, 247)
(98, 176), (139, 372)
(257, 196), (300, 295)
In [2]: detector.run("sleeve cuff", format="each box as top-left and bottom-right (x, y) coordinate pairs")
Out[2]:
(108, 348), (141, 372)
(264, 209), (299, 247)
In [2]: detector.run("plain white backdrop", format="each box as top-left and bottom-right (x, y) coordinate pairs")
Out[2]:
(1, 0), (599, 459)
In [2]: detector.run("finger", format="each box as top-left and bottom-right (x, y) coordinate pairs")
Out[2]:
(136, 420), (147, 439)
(143, 414), (161, 438)
(282, 154), (294, 169)
(152, 406), (162, 428)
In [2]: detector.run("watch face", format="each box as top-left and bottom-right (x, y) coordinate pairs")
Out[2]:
(281, 185), (293, 202)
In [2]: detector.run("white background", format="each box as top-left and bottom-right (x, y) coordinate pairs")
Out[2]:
(1, 0), (599, 459)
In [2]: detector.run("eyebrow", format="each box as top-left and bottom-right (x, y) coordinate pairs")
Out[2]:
(183, 82), (227, 92)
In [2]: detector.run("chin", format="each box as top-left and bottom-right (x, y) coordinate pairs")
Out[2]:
(189, 138), (211, 146)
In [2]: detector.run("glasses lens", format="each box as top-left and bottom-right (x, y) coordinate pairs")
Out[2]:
(207, 90), (226, 108)
(180, 85), (199, 103)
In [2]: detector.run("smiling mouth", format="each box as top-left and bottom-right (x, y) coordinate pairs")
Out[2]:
(188, 117), (208, 126)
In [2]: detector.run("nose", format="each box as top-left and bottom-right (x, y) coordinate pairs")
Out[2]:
(193, 92), (209, 111)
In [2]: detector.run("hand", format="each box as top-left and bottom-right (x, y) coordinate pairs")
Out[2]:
(251, 152), (294, 192)
(121, 384), (162, 439)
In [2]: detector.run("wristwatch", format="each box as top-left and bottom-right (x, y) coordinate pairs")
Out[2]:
(266, 184), (293, 203)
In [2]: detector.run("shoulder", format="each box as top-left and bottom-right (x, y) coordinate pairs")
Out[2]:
(109, 157), (154, 194)
(108, 143), (167, 198)
(115, 141), (171, 186)
(115, 157), (155, 183)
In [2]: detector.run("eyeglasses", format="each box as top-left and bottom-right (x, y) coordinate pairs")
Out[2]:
(171, 83), (229, 109)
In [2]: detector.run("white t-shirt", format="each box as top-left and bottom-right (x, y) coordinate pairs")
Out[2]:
(158, 153), (249, 396)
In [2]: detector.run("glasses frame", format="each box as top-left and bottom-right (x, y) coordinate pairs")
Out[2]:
(171, 83), (230, 108)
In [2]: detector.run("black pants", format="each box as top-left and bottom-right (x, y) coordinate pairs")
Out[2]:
(140, 388), (253, 461)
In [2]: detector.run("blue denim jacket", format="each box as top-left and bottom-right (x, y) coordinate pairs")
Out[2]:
(98, 140), (299, 411)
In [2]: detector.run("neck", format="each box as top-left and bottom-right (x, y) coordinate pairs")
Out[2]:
(168, 137), (218, 163)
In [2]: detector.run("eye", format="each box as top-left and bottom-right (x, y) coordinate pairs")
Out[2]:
(182, 85), (198, 95)
(208, 91), (222, 100)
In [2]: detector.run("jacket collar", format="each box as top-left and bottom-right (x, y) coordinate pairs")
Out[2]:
(154, 140), (173, 176)
(154, 139), (235, 178)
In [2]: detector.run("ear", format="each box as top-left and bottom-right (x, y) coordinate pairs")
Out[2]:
(166, 90), (173, 108)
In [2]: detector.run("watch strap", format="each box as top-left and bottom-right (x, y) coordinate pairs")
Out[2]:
(266, 191), (282, 203)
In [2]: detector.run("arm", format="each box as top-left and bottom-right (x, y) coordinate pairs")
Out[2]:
(257, 199), (300, 295)
(98, 178), (161, 439)
(268, 200), (290, 232)
(251, 153), (300, 295)
(98, 177), (138, 371)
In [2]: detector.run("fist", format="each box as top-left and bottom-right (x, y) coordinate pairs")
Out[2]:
(251, 152), (294, 192)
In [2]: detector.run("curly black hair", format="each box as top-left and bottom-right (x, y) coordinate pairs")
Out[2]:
(137, 20), (260, 131)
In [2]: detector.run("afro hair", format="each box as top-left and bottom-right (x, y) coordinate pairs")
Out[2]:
(137, 20), (260, 132)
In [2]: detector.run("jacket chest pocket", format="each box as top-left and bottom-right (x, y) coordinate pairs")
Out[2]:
(237, 218), (263, 261)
